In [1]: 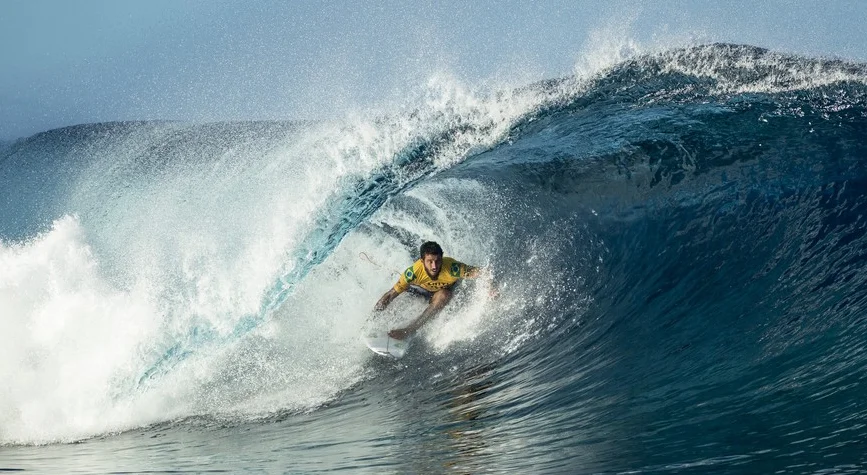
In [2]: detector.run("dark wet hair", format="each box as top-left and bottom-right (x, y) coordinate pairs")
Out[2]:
(419, 241), (443, 259)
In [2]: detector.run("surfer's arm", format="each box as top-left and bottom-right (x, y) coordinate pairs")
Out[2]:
(374, 289), (400, 311)
(463, 265), (500, 297)
(464, 264), (498, 282)
(378, 265), (412, 310)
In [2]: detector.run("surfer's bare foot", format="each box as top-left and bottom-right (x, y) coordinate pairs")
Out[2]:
(388, 328), (410, 340)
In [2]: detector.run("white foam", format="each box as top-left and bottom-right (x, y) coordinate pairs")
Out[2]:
(0, 216), (165, 443)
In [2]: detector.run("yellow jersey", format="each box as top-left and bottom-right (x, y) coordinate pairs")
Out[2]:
(393, 257), (476, 294)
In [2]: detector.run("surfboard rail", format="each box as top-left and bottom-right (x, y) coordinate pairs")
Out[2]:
(364, 332), (411, 358)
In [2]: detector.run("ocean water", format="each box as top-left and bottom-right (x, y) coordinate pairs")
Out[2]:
(2, 44), (867, 473)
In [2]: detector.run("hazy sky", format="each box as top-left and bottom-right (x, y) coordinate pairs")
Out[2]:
(2, 0), (866, 140)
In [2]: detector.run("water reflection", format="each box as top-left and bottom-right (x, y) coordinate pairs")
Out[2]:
(441, 363), (499, 473)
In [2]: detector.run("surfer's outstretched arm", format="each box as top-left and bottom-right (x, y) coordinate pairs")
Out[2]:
(466, 266), (500, 297)
(375, 289), (399, 311)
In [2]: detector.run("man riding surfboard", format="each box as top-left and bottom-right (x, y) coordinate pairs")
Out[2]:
(374, 241), (486, 340)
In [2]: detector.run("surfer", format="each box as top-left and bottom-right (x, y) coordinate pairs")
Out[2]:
(374, 241), (486, 340)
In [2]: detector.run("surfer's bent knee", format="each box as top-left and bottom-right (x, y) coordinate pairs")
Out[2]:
(431, 288), (453, 308)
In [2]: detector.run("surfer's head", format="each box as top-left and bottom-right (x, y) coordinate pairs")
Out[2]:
(420, 241), (444, 279)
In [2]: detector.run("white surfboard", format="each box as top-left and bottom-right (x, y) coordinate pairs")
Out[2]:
(365, 332), (411, 359)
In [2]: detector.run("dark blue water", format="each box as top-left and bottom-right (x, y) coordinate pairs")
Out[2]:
(2, 44), (867, 473)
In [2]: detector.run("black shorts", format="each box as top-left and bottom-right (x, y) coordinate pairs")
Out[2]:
(407, 285), (434, 299)
(406, 283), (457, 300)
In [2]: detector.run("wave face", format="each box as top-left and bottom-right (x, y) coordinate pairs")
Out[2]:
(3, 44), (867, 472)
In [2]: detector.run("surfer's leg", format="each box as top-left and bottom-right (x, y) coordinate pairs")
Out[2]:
(412, 288), (452, 328)
(430, 287), (453, 310)
(389, 288), (453, 339)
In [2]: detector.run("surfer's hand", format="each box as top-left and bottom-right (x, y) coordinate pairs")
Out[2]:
(487, 281), (502, 299)
(375, 289), (398, 311)
(388, 328), (410, 340)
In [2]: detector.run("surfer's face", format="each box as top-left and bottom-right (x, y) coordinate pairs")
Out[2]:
(423, 253), (443, 279)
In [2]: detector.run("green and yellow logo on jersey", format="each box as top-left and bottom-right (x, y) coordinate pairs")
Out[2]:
(450, 262), (461, 277)
(404, 267), (416, 282)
